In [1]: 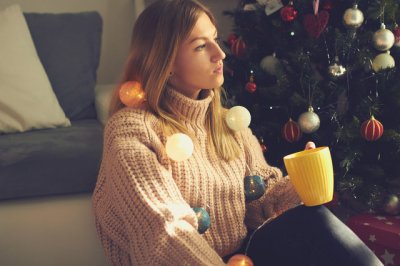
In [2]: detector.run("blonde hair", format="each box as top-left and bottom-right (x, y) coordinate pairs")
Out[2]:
(109, 0), (240, 161)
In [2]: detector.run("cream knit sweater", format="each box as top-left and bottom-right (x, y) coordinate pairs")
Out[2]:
(92, 88), (300, 265)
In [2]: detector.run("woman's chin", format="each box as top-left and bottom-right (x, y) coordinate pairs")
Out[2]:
(213, 76), (224, 88)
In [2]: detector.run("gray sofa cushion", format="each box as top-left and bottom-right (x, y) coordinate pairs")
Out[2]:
(24, 12), (102, 121)
(0, 120), (103, 200)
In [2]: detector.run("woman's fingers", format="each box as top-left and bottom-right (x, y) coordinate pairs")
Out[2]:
(305, 141), (316, 150)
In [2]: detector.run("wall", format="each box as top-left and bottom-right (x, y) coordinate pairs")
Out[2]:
(144, 0), (237, 41)
(0, 0), (236, 84)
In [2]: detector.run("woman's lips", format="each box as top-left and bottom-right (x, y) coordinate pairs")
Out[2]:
(214, 65), (223, 74)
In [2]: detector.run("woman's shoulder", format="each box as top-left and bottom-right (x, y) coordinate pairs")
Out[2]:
(105, 106), (160, 140)
(109, 106), (155, 124)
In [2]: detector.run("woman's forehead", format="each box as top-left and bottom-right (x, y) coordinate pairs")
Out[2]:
(187, 13), (217, 41)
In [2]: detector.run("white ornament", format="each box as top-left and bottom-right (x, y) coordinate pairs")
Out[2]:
(243, 4), (257, 11)
(165, 133), (194, 162)
(372, 52), (395, 72)
(372, 24), (395, 51)
(343, 4), (364, 29)
(264, 0), (283, 16)
(260, 53), (282, 76)
(256, 0), (268, 5)
(225, 106), (251, 131)
(298, 106), (320, 134)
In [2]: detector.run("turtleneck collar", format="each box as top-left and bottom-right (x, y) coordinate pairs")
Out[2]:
(164, 87), (214, 127)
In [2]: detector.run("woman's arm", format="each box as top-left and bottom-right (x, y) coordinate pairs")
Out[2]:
(95, 112), (225, 265)
(240, 128), (302, 229)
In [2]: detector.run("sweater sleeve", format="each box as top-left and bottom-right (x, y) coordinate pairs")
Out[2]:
(98, 111), (225, 265)
(240, 128), (301, 230)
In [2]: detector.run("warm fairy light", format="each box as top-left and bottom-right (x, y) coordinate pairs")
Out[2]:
(225, 106), (251, 131)
(119, 81), (146, 107)
(165, 133), (194, 162)
(227, 254), (254, 266)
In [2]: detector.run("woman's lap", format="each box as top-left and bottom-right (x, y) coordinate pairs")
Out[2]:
(244, 205), (382, 266)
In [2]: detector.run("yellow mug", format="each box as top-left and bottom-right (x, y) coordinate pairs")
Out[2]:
(283, 146), (334, 206)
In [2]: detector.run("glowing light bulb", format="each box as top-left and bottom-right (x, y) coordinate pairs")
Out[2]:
(165, 133), (194, 162)
(225, 106), (251, 131)
(119, 81), (146, 107)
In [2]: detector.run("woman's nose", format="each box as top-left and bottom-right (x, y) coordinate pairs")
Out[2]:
(212, 43), (226, 62)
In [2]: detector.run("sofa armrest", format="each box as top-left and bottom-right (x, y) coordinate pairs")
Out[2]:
(95, 84), (115, 125)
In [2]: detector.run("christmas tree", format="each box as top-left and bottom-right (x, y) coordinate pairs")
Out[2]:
(223, 0), (400, 214)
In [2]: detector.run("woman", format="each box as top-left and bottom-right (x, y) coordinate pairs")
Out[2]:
(92, 0), (382, 265)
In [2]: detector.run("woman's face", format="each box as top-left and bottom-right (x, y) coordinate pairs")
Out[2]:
(169, 12), (226, 99)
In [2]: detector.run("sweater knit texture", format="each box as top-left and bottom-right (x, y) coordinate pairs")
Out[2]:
(92, 87), (300, 265)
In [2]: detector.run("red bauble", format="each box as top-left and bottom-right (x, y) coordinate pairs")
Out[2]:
(360, 116), (384, 141)
(280, 5), (298, 22)
(394, 26), (400, 47)
(282, 118), (302, 142)
(230, 38), (247, 59)
(227, 33), (238, 46)
(245, 81), (257, 93)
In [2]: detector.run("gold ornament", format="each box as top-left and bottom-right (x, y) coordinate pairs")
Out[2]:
(372, 52), (395, 72)
(298, 106), (320, 134)
(328, 58), (346, 78)
(372, 24), (395, 51)
(343, 4), (364, 29)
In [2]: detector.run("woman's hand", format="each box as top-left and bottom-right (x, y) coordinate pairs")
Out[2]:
(262, 141), (316, 220)
(305, 141), (316, 150)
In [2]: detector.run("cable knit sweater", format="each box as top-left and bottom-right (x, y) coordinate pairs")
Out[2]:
(92, 88), (300, 265)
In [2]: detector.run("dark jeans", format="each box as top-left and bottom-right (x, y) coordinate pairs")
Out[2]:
(244, 205), (383, 266)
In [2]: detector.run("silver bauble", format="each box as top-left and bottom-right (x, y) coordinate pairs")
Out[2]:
(343, 4), (364, 29)
(298, 106), (320, 134)
(372, 52), (395, 72)
(328, 62), (346, 78)
(372, 24), (395, 51)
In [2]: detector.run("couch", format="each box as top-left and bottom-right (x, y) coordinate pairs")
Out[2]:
(0, 7), (110, 266)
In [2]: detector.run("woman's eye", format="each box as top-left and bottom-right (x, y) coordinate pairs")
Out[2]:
(195, 44), (206, 51)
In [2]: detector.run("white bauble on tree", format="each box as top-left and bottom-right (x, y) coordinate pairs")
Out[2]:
(372, 52), (395, 72)
(260, 53), (282, 76)
(225, 106), (251, 131)
(372, 24), (395, 51)
(298, 106), (320, 134)
(165, 133), (194, 162)
(343, 4), (364, 29)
